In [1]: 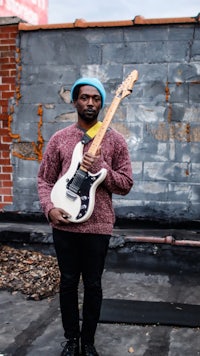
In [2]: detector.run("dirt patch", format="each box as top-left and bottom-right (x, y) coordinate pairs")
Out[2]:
(0, 245), (60, 300)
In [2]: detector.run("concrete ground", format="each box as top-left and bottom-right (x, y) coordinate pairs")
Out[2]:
(0, 220), (200, 356)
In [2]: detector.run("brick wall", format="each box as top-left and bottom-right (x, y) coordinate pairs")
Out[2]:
(0, 22), (18, 210)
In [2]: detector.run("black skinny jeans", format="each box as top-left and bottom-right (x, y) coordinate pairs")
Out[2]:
(53, 228), (110, 344)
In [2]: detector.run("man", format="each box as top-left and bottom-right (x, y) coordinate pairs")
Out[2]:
(38, 77), (133, 356)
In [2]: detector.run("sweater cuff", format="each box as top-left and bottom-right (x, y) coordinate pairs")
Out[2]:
(45, 202), (55, 221)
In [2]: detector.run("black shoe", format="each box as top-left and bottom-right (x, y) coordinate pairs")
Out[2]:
(81, 344), (99, 356)
(61, 338), (79, 356)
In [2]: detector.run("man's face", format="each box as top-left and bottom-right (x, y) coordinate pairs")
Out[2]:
(74, 85), (102, 123)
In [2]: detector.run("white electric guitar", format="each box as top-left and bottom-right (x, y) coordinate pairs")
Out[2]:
(51, 70), (138, 223)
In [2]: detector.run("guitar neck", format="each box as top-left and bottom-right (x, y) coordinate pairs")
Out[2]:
(88, 95), (121, 156)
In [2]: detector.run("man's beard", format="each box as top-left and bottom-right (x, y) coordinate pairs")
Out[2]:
(79, 109), (98, 123)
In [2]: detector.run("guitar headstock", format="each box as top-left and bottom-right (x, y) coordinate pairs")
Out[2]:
(116, 70), (138, 99)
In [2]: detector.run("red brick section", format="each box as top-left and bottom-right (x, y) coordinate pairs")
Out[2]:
(0, 24), (18, 210)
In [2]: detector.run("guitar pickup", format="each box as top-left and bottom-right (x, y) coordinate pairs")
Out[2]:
(66, 190), (77, 201)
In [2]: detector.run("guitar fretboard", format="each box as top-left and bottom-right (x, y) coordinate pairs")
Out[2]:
(88, 96), (121, 156)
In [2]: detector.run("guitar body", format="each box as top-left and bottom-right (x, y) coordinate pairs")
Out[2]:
(51, 142), (107, 223)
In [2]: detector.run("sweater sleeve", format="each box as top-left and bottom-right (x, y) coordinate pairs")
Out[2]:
(37, 134), (61, 218)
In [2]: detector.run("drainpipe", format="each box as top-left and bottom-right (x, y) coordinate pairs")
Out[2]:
(124, 235), (200, 247)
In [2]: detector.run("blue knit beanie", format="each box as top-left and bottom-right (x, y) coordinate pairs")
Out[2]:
(70, 77), (106, 108)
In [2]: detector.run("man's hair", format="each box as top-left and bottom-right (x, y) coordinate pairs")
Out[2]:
(72, 84), (82, 102)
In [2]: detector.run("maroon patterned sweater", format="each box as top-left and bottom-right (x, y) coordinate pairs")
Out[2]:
(37, 123), (133, 235)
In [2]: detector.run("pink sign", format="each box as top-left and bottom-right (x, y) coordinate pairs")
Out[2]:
(0, 0), (48, 25)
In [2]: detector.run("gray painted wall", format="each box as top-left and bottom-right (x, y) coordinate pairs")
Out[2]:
(9, 23), (200, 222)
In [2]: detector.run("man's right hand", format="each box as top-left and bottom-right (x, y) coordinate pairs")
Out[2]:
(48, 207), (71, 225)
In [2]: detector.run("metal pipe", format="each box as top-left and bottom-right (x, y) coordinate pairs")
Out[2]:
(124, 235), (200, 247)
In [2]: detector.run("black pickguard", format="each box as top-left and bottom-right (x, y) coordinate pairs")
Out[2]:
(66, 171), (102, 220)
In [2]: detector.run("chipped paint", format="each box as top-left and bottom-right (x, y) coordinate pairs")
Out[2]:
(8, 104), (44, 161)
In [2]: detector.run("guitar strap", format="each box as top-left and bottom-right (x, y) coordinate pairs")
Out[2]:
(81, 121), (102, 145)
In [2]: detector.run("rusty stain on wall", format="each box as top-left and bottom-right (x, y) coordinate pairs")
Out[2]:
(147, 122), (200, 142)
(176, 82), (182, 87)
(190, 127), (200, 141)
(8, 106), (20, 141)
(165, 81), (170, 102)
(186, 123), (191, 142)
(167, 104), (173, 123)
(111, 122), (132, 138)
(32, 104), (44, 161)
(147, 122), (169, 140)
(15, 47), (22, 103)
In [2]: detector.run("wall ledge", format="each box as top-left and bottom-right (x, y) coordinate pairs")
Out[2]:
(18, 14), (200, 31)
